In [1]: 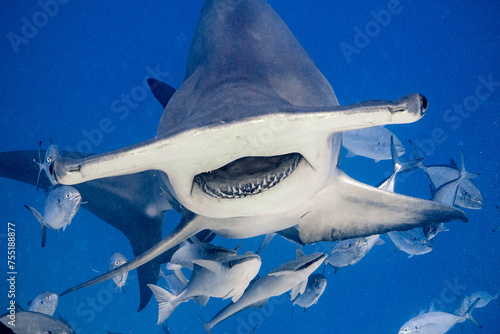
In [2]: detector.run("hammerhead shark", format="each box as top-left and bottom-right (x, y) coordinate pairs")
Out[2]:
(3, 0), (467, 302)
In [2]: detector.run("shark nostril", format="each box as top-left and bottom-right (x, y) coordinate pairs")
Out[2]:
(419, 94), (428, 113)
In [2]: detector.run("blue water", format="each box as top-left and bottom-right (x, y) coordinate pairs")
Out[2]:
(1, 1), (499, 333)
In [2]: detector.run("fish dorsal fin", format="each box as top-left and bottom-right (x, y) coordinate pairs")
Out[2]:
(409, 139), (423, 161)
(192, 259), (222, 273)
(147, 78), (176, 109)
(256, 233), (275, 254)
(449, 157), (458, 169)
(291, 279), (308, 301)
(373, 236), (385, 246)
(428, 302), (436, 312)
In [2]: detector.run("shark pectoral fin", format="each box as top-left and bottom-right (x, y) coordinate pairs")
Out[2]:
(290, 279), (308, 301)
(60, 213), (206, 297)
(192, 259), (222, 273)
(298, 169), (468, 244)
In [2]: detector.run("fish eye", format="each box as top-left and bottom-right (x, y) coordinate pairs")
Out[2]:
(46, 157), (51, 163)
(115, 260), (120, 266)
(65, 192), (71, 198)
(45, 295), (50, 300)
(229, 261), (233, 268)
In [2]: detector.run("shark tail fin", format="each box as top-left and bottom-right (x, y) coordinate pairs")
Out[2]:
(148, 284), (181, 324)
(464, 298), (482, 328)
(24, 205), (46, 247)
(298, 169), (467, 244)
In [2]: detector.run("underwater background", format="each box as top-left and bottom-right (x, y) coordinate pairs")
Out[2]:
(1, 0), (499, 333)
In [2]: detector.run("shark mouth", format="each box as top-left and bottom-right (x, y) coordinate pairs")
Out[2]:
(194, 153), (302, 199)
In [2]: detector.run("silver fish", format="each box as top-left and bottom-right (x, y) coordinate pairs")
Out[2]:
(425, 153), (472, 240)
(34, 141), (62, 189)
(167, 239), (238, 271)
(202, 252), (326, 333)
(292, 273), (327, 310)
(410, 142), (483, 210)
(27, 291), (58, 316)
(25, 185), (82, 247)
(149, 252), (261, 324)
(342, 126), (405, 161)
(0, 311), (76, 334)
(388, 228), (433, 258)
(399, 299), (481, 334)
(453, 290), (499, 316)
(109, 252), (128, 290)
(325, 235), (384, 273)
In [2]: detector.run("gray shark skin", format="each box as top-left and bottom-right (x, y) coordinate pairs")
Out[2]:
(31, 0), (465, 297)
(0, 149), (214, 312)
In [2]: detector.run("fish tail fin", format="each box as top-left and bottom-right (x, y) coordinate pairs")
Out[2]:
(196, 295), (210, 307)
(24, 205), (46, 247)
(24, 205), (44, 226)
(464, 298), (482, 328)
(391, 137), (422, 174)
(199, 314), (213, 334)
(148, 284), (180, 324)
(34, 141), (43, 191)
(494, 289), (500, 303)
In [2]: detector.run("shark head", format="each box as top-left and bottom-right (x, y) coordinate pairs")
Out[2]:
(49, 0), (427, 219)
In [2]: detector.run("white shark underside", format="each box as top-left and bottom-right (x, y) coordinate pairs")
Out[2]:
(55, 0), (466, 296)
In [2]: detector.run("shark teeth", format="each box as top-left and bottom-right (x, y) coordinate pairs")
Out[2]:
(194, 153), (302, 199)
